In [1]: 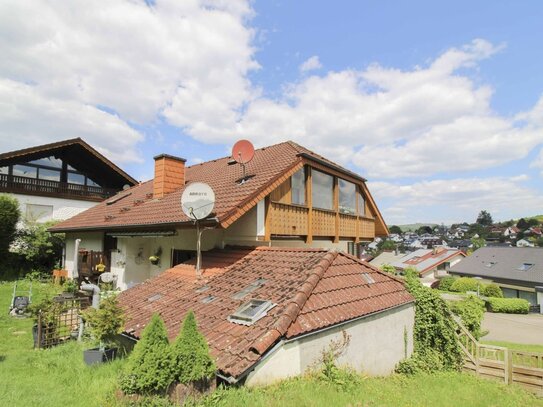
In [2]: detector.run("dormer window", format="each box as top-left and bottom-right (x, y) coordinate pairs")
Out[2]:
(312, 170), (333, 210)
(339, 179), (356, 215)
(517, 263), (534, 271)
(228, 299), (275, 326)
(291, 168), (306, 205)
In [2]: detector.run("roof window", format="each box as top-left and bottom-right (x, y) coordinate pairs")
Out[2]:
(201, 295), (216, 304)
(195, 285), (210, 293)
(232, 278), (267, 300)
(228, 299), (275, 326)
(484, 262), (497, 268)
(148, 294), (162, 302)
(362, 272), (375, 284)
(517, 263), (534, 271)
(106, 192), (132, 205)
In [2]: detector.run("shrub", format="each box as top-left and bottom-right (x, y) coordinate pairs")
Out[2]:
(437, 276), (457, 291)
(487, 298), (530, 314)
(449, 295), (485, 340)
(380, 264), (397, 274)
(119, 313), (173, 395)
(82, 295), (125, 349)
(0, 194), (20, 258)
(483, 284), (503, 298)
(171, 311), (216, 384)
(402, 273), (462, 372)
(450, 277), (480, 293)
(396, 349), (445, 375)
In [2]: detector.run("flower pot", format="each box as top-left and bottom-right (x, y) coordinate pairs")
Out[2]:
(84, 347), (118, 365)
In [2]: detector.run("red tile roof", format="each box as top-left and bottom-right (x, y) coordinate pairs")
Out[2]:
(50, 141), (387, 233)
(118, 247), (413, 379)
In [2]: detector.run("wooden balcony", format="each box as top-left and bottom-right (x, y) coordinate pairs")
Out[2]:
(269, 201), (375, 240)
(0, 174), (117, 201)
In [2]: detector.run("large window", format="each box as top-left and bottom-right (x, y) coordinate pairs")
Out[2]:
(339, 179), (356, 215)
(13, 165), (37, 178)
(26, 204), (53, 222)
(291, 168), (305, 205)
(312, 170), (333, 210)
(357, 189), (365, 216)
(39, 168), (61, 181)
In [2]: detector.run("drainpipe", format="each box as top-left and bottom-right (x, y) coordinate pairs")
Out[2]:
(73, 238), (81, 279)
(81, 282), (101, 309)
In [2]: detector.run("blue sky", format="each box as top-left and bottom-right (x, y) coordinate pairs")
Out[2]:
(1, 1), (542, 225)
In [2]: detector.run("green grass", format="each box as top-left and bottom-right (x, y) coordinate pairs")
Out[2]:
(481, 340), (543, 354)
(1, 281), (542, 407)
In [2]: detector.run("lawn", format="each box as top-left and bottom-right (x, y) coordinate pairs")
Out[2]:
(1, 280), (542, 407)
(480, 340), (543, 354)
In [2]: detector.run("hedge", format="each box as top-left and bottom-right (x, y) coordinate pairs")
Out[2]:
(449, 295), (485, 339)
(449, 277), (480, 293)
(486, 298), (530, 314)
(483, 283), (503, 298)
(437, 276), (457, 291)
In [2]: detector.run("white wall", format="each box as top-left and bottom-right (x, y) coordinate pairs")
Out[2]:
(11, 193), (97, 223)
(65, 232), (104, 279)
(245, 303), (415, 386)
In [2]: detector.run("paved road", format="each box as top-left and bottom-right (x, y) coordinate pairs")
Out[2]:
(481, 312), (543, 344)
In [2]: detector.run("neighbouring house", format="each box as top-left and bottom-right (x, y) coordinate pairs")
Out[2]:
(449, 247), (543, 312)
(392, 247), (466, 280)
(118, 246), (415, 385)
(50, 141), (388, 289)
(517, 239), (535, 248)
(369, 250), (405, 270)
(0, 138), (137, 223)
(504, 226), (520, 238)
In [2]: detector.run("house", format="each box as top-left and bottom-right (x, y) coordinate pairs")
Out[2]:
(391, 247), (466, 280)
(517, 239), (535, 248)
(0, 138), (137, 223)
(118, 246), (415, 385)
(369, 250), (405, 270)
(50, 141), (389, 289)
(504, 226), (520, 238)
(449, 247), (543, 312)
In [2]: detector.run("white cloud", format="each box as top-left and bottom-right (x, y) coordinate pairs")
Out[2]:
(531, 148), (543, 176)
(299, 56), (322, 73)
(0, 0), (257, 154)
(370, 175), (543, 224)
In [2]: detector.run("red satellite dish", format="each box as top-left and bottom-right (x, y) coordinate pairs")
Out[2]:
(232, 140), (255, 164)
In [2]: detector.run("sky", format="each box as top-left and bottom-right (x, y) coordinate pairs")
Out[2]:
(1, 0), (542, 225)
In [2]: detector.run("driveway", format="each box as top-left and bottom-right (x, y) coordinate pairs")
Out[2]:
(481, 312), (543, 344)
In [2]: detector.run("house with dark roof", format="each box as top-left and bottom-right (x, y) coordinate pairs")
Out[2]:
(0, 138), (137, 223)
(51, 141), (388, 289)
(449, 247), (543, 312)
(391, 247), (466, 280)
(118, 246), (415, 385)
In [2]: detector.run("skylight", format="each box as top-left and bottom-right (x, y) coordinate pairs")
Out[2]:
(484, 262), (497, 268)
(228, 299), (275, 326)
(106, 192), (132, 205)
(232, 278), (267, 300)
(195, 285), (210, 293)
(201, 295), (216, 304)
(362, 273), (375, 284)
(148, 294), (162, 302)
(517, 263), (534, 271)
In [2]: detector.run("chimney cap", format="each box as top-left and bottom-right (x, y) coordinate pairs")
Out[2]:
(153, 153), (187, 163)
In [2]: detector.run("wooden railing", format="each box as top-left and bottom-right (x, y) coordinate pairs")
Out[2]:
(312, 208), (336, 237)
(454, 318), (543, 396)
(269, 202), (309, 235)
(0, 174), (116, 201)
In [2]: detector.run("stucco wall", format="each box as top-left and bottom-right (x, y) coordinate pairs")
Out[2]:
(65, 232), (105, 279)
(223, 206), (260, 246)
(245, 302), (415, 386)
(12, 193), (96, 222)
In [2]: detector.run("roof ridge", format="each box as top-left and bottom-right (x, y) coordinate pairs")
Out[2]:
(249, 250), (338, 355)
(339, 251), (408, 285)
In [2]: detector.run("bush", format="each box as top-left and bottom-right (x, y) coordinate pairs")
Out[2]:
(437, 276), (457, 291)
(483, 284), (503, 298)
(487, 298), (530, 314)
(0, 194), (20, 256)
(380, 264), (397, 274)
(449, 295), (485, 340)
(82, 295), (125, 349)
(171, 310), (216, 384)
(396, 349), (445, 375)
(119, 313), (173, 395)
(450, 277), (480, 293)
(403, 273), (462, 372)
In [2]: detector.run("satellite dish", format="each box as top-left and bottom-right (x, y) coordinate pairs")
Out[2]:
(122, 184), (130, 190)
(232, 139), (255, 164)
(181, 182), (215, 220)
(100, 272), (115, 283)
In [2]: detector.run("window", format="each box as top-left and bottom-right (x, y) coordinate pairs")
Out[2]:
(232, 278), (267, 300)
(87, 178), (101, 187)
(26, 204), (53, 222)
(518, 290), (537, 305)
(517, 263), (534, 271)
(38, 168), (61, 182)
(347, 241), (355, 256)
(312, 170), (334, 210)
(338, 179), (356, 215)
(201, 295), (216, 304)
(357, 189), (365, 216)
(291, 168), (305, 205)
(0, 166), (8, 175)
(28, 156), (62, 168)
(362, 272), (375, 284)
(68, 172), (85, 185)
(228, 299), (275, 325)
(484, 262), (497, 268)
(148, 294), (163, 302)
(13, 165), (37, 178)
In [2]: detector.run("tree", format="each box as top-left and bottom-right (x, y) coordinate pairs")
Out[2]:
(388, 225), (402, 234)
(119, 313), (173, 395)
(476, 210), (493, 226)
(517, 218), (529, 230)
(378, 239), (397, 251)
(527, 218), (540, 227)
(470, 237), (486, 251)
(0, 194), (20, 256)
(171, 311), (216, 384)
(416, 226), (433, 235)
(380, 264), (397, 275)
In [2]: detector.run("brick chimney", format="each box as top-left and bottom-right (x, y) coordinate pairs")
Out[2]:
(153, 154), (186, 199)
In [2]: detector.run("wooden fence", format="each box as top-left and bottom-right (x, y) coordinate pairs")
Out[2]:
(456, 320), (543, 396)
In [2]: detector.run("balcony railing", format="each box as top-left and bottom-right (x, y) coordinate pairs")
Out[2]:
(0, 174), (117, 201)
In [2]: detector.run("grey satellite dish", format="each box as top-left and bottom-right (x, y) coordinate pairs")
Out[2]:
(122, 184), (130, 190)
(181, 182), (215, 220)
(100, 272), (115, 283)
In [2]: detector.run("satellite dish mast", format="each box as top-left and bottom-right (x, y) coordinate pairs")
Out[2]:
(181, 183), (216, 279)
(231, 139), (255, 184)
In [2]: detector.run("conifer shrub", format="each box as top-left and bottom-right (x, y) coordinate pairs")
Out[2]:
(119, 313), (173, 395)
(437, 276), (457, 292)
(171, 311), (216, 384)
(483, 284), (503, 298)
(449, 277), (480, 293)
(449, 295), (485, 340)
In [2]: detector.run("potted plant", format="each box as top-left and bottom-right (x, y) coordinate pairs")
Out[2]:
(82, 295), (125, 365)
(61, 279), (78, 299)
(149, 247), (162, 266)
(95, 263), (106, 273)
